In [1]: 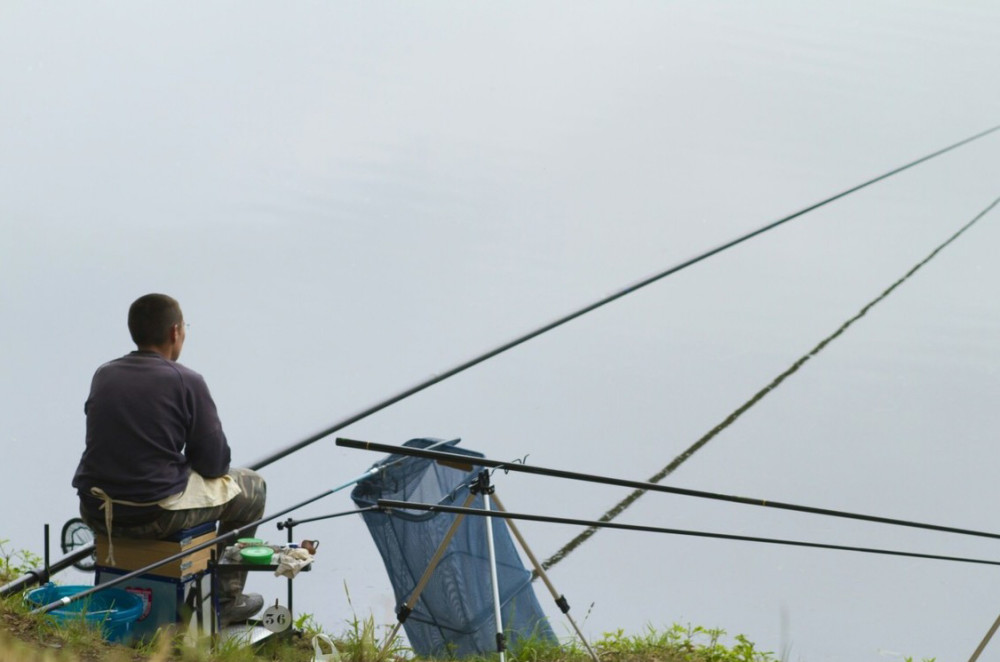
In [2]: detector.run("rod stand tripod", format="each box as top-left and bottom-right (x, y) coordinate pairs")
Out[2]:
(469, 470), (506, 659)
(379, 470), (598, 662)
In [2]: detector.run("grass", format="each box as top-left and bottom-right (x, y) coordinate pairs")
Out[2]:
(0, 594), (789, 662)
(1, 539), (42, 586)
(0, 582), (786, 662)
(0, 592), (945, 662)
(1, 542), (937, 662)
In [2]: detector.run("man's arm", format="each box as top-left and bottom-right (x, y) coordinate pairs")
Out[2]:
(184, 374), (232, 478)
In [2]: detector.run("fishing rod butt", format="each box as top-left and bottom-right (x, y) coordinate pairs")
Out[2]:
(338, 437), (477, 471)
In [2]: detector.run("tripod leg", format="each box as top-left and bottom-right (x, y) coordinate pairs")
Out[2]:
(483, 490), (507, 662)
(492, 494), (599, 662)
(379, 492), (477, 657)
(969, 610), (1000, 662)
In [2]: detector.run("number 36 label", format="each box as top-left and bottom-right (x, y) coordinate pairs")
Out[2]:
(262, 604), (292, 632)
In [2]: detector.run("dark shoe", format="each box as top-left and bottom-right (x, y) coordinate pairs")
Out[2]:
(219, 593), (264, 626)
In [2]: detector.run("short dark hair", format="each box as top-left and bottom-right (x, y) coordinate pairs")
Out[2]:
(128, 294), (182, 346)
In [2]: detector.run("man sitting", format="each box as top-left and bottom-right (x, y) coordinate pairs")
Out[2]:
(73, 293), (266, 626)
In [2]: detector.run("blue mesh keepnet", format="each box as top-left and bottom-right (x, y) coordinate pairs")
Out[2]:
(351, 438), (556, 657)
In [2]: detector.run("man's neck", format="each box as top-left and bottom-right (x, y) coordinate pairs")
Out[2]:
(135, 344), (174, 360)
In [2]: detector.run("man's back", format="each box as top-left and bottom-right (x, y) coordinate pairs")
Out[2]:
(73, 351), (231, 509)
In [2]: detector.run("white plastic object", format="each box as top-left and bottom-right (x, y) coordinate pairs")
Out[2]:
(312, 633), (340, 661)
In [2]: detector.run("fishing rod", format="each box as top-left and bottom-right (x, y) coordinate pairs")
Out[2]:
(541, 190), (1000, 571)
(278, 508), (370, 529)
(29, 497), (376, 616)
(246, 124), (1000, 474)
(26, 440), (456, 612)
(338, 438), (1000, 542)
(16, 126), (1000, 601)
(379, 499), (1000, 568)
(11, 438), (457, 603)
(0, 545), (95, 599)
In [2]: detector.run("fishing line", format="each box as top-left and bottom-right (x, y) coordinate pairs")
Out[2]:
(379, 499), (1000, 569)
(338, 437), (1000, 542)
(541, 192), (1000, 571)
(248, 124), (1000, 472)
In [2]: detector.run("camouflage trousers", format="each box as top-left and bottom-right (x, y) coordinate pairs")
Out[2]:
(80, 467), (267, 603)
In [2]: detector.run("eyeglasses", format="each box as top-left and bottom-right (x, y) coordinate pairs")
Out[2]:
(175, 322), (190, 330)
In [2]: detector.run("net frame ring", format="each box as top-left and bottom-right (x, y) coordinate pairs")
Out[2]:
(60, 517), (97, 571)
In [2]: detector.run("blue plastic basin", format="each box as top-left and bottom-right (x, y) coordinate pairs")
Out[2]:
(25, 583), (143, 643)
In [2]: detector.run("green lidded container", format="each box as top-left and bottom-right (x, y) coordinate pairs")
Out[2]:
(240, 546), (274, 564)
(237, 537), (264, 545)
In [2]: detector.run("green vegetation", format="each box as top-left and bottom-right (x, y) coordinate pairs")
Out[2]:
(1, 538), (42, 585)
(0, 586), (781, 662)
(0, 542), (938, 662)
(0, 617), (779, 662)
(590, 625), (771, 661)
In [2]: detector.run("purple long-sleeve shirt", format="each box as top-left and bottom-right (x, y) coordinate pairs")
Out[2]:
(73, 351), (231, 521)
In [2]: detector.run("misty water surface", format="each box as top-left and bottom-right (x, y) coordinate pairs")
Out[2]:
(3, 3), (1000, 661)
